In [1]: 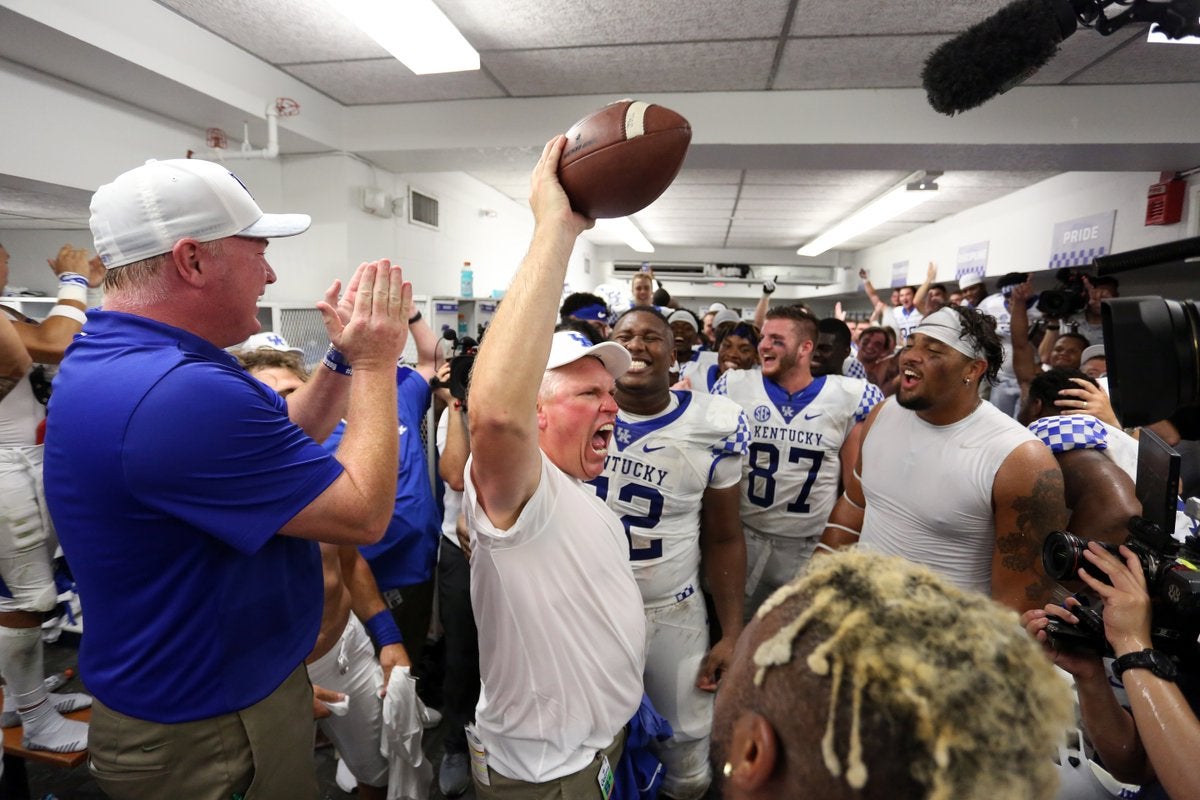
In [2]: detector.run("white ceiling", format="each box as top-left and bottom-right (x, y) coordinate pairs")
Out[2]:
(2, 0), (1198, 253)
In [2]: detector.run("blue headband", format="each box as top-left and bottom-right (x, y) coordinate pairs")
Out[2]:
(571, 304), (609, 322)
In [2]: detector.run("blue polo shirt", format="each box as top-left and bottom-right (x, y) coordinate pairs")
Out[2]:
(323, 366), (439, 590)
(44, 311), (340, 723)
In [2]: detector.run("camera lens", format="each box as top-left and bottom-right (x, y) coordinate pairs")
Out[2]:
(1042, 531), (1087, 581)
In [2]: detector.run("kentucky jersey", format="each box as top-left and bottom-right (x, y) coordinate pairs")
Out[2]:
(588, 391), (750, 606)
(714, 372), (882, 539)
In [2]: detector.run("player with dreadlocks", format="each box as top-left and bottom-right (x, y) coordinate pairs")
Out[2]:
(711, 549), (1072, 800)
(818, 305), (1068, 612)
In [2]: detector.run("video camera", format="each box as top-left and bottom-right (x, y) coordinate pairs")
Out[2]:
(1041, 430), (1200, 658)
(430, 327), (483, 411)
(1035, 267), (1090, 320)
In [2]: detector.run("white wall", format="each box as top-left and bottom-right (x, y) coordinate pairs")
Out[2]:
(855, 172), (1192, 287)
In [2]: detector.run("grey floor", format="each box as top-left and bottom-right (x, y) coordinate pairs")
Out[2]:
(14, 637), (474, 800)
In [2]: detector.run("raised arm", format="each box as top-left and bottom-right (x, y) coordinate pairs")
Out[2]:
(752, 279), (774, 329)
(13, 245), (95, 363)
(990, 440), (1068, 612)
(408, 312), (440, 381)
(858, 268), (884, 310)
(467, 137), (593, 529)
(1009, 279), (1039, 390)
(279, 261), (411, 545)
(913, 262), (936, 314)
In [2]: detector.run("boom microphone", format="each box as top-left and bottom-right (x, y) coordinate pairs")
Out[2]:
(924, 0), (1200, 116)
(922, 0), (1078, 116)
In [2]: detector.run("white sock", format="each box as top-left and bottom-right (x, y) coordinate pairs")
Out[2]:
(0, 624), (88, 751)
(2, 691), (91, 728)
(15, 688), (88, 752)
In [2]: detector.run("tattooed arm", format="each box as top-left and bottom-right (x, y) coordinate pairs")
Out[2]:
(0, 311), (32, 403)
(991, 441), (1068, 613)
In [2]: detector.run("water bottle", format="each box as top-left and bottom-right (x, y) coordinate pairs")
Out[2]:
(43, 668), (75, 691)
(460, 261), (474, 298)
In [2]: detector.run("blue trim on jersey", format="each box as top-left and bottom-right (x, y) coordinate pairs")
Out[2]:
(613, 391), (693, 450)
(705, 364), (720, 391)
(763, 374), (827, 423)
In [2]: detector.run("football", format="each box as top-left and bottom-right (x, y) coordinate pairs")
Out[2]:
(557, 99), (691, 219)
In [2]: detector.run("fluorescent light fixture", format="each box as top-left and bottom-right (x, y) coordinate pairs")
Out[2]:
(1148, 23), (1200, 43)
(596, 217), (655, 253)
(327, 0), (480, 74)
(797, 172), (941, 257)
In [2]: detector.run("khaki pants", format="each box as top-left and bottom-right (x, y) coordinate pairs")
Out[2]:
(88, 664), (318, 800)
(474, 728), (626, 800)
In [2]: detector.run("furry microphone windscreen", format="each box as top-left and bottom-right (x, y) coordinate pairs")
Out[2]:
(922, 0), (1079, 115)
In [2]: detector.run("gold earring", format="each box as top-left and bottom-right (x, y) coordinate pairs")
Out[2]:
(723, 762), (734, 778)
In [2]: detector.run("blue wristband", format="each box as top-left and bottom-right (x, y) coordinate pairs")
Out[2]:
(322, 345), (353, 376)
(57, 272), (90, 288)
(364, 610), (403, 647)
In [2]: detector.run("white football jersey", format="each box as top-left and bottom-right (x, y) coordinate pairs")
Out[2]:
(714, 372), (882, 539)
(977, 293), (1042, 381)
(589, 391), (750, 606)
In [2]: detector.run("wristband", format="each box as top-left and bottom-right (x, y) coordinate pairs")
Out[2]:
(364, 609), (404, 647)
(56, 273), (89, 304)
(322, 345), (353, 376)
(408, 310), (422, 325)
(47, 305), (87, 325)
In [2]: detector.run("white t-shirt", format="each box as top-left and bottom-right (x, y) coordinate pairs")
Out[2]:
(435, 411), (463, 546)
(464, 451), (645, 783)
(858, 399), (1038, 596)
(590, 391), (748, 606)
(714, 371), (882, 539)
(0, 373), (43, 448)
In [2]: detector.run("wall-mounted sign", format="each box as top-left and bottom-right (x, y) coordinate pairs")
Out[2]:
(1048, 210), (1115, 269)
(890, 260), (909, 287)
(955, 241), (989, 281)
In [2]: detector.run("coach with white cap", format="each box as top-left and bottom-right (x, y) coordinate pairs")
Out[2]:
(43, 158), (412, 799)
(464, 138), (645, 797)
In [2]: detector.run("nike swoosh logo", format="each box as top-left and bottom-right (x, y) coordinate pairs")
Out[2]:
(642, 444), (666, 453)
(140, 742), (170, 752)
(804, 413), (822, 420)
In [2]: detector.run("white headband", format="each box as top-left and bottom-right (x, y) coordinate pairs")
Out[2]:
(913, 307), (985, 361)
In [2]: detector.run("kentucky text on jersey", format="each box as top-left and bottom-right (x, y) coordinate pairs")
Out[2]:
(752, 425), (824, 446)
(602, 454), (670, 487)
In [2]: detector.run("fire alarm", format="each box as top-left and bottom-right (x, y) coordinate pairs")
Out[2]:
(1145, 173), (1186, 226)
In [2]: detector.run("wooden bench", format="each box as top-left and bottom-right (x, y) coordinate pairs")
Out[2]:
(1, 707), (90, 800)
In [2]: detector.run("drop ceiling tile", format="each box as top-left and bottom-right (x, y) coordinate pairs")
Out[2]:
(744, 169), (905, 186)
(654, 184), (741, 200)
(1066, 33), (1200, 84)
(1023, 26), (1149, 84)
(486, 41), (777, 96)
(157, 0), (388, 63)
(284, 60), (507, 104)
(673, 169), (745, 185)
(439, 0), (791, 49)
(775, 35), (948, 89)
(789, 0), (1015, 37)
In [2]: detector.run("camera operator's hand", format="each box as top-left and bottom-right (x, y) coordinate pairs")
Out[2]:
(432, 361), (454, 406)
(1022, 600), (1105, 680)
(1077, 542), (1153, 656)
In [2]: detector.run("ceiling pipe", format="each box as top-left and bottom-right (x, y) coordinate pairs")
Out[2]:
(216, 103), (280, 161)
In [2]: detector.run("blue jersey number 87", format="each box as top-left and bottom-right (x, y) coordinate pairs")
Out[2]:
(591, 477), (664, 561)
(745, 443), (823, 513)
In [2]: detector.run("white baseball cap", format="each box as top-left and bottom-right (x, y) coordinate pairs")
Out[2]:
(958, 273), (983, 290)
(1080, 344), (1106, 364)
(90, 159), (311, 269)
(545, 330), (631, 379)
(240, 332), (303, 355)
(713, 309), (741, 328)
(706, 302), (727, 314)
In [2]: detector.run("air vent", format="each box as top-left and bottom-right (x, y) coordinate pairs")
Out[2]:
(409, 188), (439, 230)
(612, 261), (707, 276)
